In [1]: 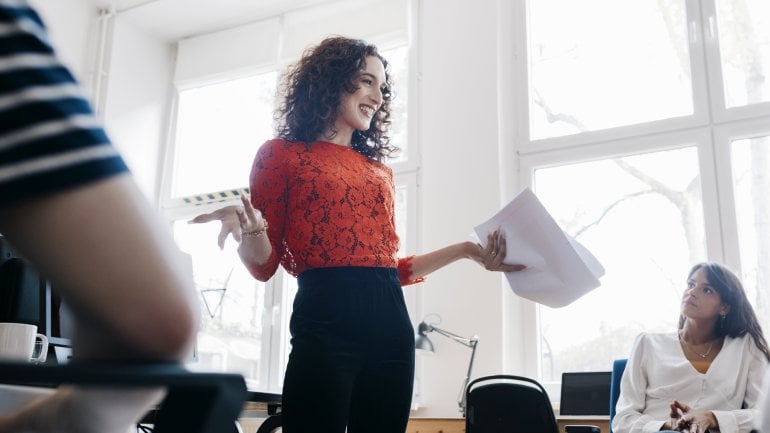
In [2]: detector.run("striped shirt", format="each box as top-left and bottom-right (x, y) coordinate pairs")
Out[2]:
(0, 0), (127, 206)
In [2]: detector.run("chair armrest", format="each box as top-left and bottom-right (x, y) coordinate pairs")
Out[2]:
(0, 360), (247, 433)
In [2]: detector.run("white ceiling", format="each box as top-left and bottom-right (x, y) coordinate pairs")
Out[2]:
(87, 0), (342, 41)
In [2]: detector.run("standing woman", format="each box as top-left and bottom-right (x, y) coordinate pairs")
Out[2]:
(612, 263), (770, 433)
(192, 36), (524, 432)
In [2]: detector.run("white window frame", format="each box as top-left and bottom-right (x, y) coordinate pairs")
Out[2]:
(712, 117), (770, 271)
(508, 0), (770, 399)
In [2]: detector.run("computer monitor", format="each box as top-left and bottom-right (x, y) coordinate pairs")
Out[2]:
(0, 236), (71, 364)
(44, 281), (74, 364)
(559, 371), (612, 416)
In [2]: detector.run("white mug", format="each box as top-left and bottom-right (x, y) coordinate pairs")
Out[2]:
(0, 322), (48, 363)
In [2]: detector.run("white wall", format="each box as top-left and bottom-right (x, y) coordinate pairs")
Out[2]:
(29, 0), (94, 83)
(411, 0), (517, 418)
(102, 17), (174, 202)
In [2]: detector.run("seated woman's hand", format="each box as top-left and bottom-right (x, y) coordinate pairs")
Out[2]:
(674, 410), (716, 433)
(668, 401), (716, 433)
(468, 229), (526, 273)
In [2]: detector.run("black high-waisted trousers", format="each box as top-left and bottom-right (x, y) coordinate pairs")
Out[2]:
(281, 266), (415, 433)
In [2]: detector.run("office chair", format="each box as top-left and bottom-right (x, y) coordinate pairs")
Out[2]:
(465, 374), (559, 433)
(0, 360), (248, 433)
(609, 358), (627, 433)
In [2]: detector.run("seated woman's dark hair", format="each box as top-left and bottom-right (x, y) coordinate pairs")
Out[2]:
(679, 262), (770, 361)
(274, 36), (398, 162)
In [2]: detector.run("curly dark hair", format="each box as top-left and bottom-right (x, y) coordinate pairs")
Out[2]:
(678, 262), (770, 361)
(274, 36), (399, 162)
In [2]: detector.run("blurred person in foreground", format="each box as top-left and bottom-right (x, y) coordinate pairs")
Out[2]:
(0, 2), (199, 432)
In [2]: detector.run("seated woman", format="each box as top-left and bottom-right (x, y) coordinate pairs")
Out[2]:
(612, 262), (770, 433)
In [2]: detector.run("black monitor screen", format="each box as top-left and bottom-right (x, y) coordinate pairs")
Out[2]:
(559, 371), (612, 416)
(45, 283), (74, 345)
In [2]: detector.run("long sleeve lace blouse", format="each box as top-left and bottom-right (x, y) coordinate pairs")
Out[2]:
(244, 139), (422, 286)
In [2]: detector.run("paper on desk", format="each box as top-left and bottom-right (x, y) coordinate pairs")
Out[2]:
(473, 187), (605, 308)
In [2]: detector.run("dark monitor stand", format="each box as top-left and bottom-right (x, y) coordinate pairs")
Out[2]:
(43, 281), (73, 365)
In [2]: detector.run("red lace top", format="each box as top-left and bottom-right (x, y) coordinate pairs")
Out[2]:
(245, 139), (423, 286)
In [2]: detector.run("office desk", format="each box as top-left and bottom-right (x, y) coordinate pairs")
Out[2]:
(241, 391), (282, 415)
(557, 415), (609, 433)
(405, 416), (610, 433)
(406, 418), (465, 433)
(240, 391), (282, 433)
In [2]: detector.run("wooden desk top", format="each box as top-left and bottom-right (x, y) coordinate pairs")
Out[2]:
(406, 418), (464, 433)
(241, 391), (282, 417)
(405, 417), (610, 433)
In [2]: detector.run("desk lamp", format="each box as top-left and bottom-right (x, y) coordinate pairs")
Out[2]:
(415, 320), (478, 416)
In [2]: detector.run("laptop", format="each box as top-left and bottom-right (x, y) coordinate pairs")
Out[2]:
(559, 371), (612, 416)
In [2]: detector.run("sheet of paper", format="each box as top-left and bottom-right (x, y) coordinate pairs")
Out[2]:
(473, 187), (605, 308)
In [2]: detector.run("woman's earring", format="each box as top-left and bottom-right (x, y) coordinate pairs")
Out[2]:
(720, 314), (726, 329)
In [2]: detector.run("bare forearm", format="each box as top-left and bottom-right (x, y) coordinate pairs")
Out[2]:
(407, 242), (476, 281)
(406, 231), (526, 282)
(237, 234), (273, 267)
(0, 175), (198, 361)
(0, 175), (197, 433)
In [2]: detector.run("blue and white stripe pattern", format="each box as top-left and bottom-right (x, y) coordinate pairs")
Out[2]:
(0, 0), (127, 205)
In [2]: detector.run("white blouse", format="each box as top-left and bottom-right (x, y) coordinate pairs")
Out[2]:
(612, 332), (768, 433)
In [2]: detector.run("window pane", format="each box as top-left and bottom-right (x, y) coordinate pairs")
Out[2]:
(382, 45), (409, 164)
(173, 72), (277, 197)
(534, 147), (706, 380)
(395, 183), (407, 256)
(715, 0), (770, 108)
(731, 136), (770, 333)
(528, 0), (692, 139)
(174, 220), (266, 388)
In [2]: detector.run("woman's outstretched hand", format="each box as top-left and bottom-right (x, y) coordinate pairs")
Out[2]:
(188, 194), (265, 249)
(469, 229), (526, 273)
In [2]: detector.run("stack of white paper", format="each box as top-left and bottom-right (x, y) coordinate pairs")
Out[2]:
(473, 187), (605, 308)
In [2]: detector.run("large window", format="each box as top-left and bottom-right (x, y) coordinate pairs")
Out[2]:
(528, 0), (693, 140)
(164, 68), (281, 391)
(517, 0), (770, 393)
(729, 133), (770, 333)
(161, 43), (414, 392)
(171, 72), (277, 198)
(534, 146), (707, 380)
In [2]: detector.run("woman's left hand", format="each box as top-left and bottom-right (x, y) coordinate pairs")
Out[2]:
(469, 229), (526, 273)
(670, 401), (717, 433)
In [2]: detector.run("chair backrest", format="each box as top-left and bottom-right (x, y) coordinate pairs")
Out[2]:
(609, 359), (628, 433)
(465, 374), (559, 433)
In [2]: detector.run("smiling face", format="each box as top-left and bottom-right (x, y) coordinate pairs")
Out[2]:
(330, 55), (386, 144)
(681, 267), (730, 321)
